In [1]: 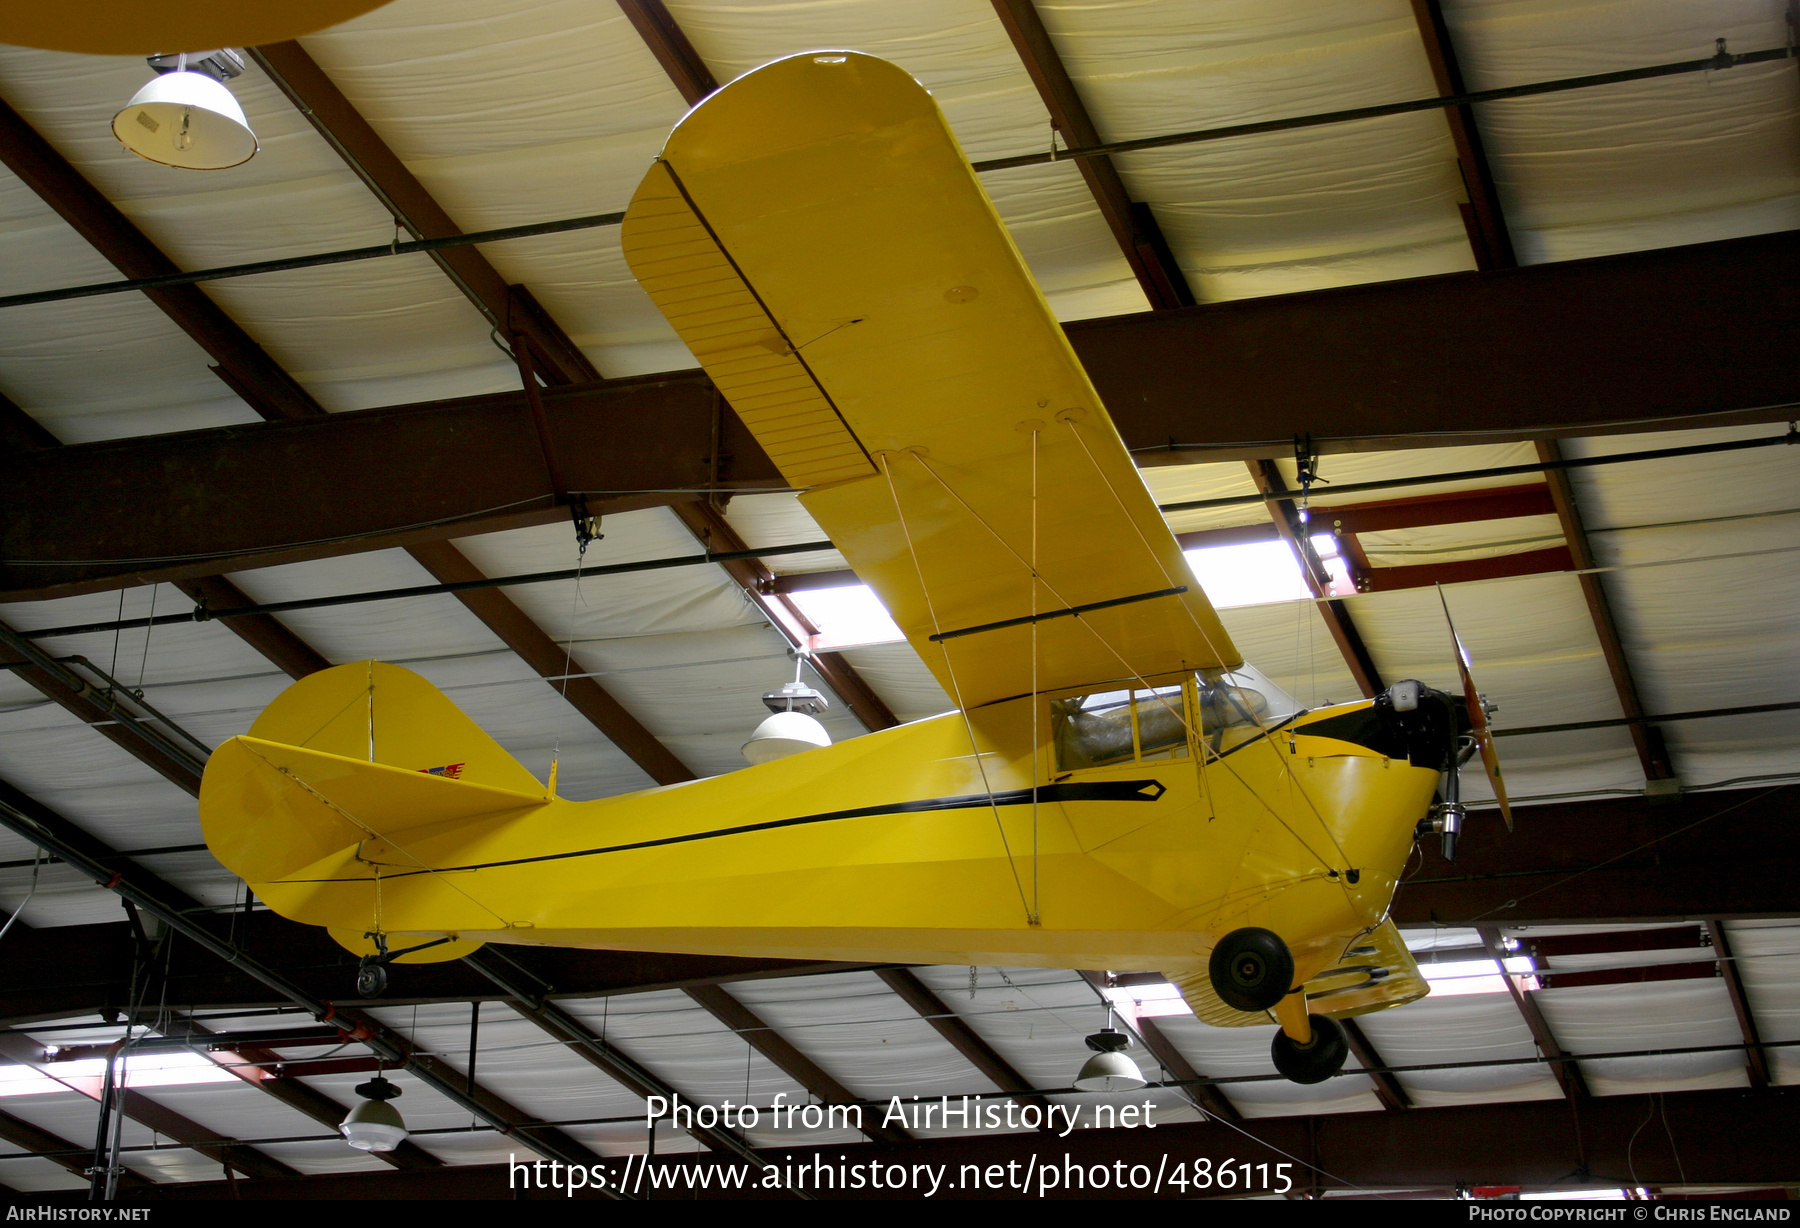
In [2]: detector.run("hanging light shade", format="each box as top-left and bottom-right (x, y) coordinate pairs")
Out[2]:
(112, 70), (257, 170)
(340, 1077), (407, 1152)
(742, 655), (832, 764)
(1073, 1027), (1146, 1092)
(742, 710), (832, 765)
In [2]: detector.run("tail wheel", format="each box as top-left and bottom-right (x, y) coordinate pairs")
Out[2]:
(356, 960), (389, 999)
(1271, 1013), (1348, 1085)
(1208, 927), (1295, 1013)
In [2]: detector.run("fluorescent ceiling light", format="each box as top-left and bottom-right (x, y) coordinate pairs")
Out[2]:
(786, 584), (903, 649)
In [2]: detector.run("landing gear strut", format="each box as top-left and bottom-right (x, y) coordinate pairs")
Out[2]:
(1209, 927), (1295, 1013)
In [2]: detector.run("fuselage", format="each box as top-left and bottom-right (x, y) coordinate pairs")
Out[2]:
(252, 673), (1441, 994)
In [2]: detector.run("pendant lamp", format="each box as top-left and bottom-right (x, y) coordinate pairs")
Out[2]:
(340, 1076), (408, 1152)
(112, 51), (257, 171)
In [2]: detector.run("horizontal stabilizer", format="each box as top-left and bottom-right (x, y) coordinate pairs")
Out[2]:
(202, 735), (546, 885)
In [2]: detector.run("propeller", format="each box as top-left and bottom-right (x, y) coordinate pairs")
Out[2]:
(1437, 586), (1513, 832)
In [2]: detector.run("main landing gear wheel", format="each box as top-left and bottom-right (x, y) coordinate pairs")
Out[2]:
(1209, 927), (1295, 1013)
(1271, 1013), (1347, 1085)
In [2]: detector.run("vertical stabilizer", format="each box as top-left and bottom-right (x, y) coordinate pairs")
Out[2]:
(246, 660), (543, 794)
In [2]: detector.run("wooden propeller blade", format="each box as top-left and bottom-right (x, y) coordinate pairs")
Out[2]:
(1438, 587), (1513, 831)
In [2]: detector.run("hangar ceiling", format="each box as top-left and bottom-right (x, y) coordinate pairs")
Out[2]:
(0, 0), (1796, 1199)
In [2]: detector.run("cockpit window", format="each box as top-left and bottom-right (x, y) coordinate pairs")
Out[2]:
(1052, 665), (1298, 770)
(1052, 685), (1190, 771)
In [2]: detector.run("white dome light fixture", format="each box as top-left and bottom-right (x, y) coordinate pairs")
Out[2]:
(340, 1075), (407, 1152)
(741, 654), (832, 765)
(112, 50), (257, 171)
(1073, 1014), (1147, 1093)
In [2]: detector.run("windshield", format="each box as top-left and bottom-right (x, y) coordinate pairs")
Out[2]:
(1198, 664), (1301, 753)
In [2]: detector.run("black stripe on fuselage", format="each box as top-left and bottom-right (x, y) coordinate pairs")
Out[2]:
(275, 778), (1169, 884)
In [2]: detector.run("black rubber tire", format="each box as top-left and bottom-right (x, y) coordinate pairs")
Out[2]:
(356, 962), (388, 999)
(1209, 927), (1295, 1012)
(1271, 1013), (1348, 1085)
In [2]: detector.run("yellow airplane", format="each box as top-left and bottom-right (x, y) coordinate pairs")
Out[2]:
(199, 52), (1508, 1085)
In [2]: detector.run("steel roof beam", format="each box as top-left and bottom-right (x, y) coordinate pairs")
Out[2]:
(0, 1029), (299, 1182)
(1, 375), (772, 602)
(0, 776), (610, 1172)
(1249, 460), (1383, 698)
(463, 948), (779, 1177)
(157, 1016), (443, 1173)
(2, 394), (330, 684)
(0, 75), (675, 789)
(403, 539), (695, 785)
(170, 575), (330, 681)
(1340, 1018), (1411, 1111)
(1131, 1015), (1242, 1122)
(671, 501), (898, 732)
(0, 1105), (151, 1189)
(873, 968), (1056, 1123)
(1479, 926), (1587, 1101)
(0, 905), (864, 1024)
(990, 0), (1195, 309)
(0, 391), (58, 452)
(248, 42), (600, 386)
(684, 983), (912, 1145)
(1706, 921), (1771, 1088)
(0, 619), (207, 795)
(1393, 785), (1800, 925)
(1067, 228), (1800, 460)
(9, 230), (1800, 601)
(1409, 0), (1516, 270)
(1533, 960), (1720, 991)
(0, 96), (319, 421)
(1536, 438), (1677, 785)
(616, 0), (718, 106)
(1522, 927), (1703, 959)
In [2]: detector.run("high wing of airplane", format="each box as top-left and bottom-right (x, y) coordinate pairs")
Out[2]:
(620, 52), (1239, 710)
(198, 52), (1487, 1086)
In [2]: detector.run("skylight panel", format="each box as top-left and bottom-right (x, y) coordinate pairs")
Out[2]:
(786, 584), (904, 650)
(1182, 534), (1350, 608)
(1103, 981), (1189, 1023)
(0, 1050), (241, 1097)
(0, 1065), (61, 1097)
(1418, 956), (1539, 997)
